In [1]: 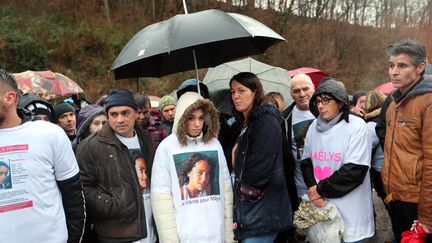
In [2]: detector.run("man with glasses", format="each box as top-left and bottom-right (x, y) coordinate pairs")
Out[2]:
(76, 88), (156, 243)
(276, 74), (315, 243)
(381, 39), (432, 242)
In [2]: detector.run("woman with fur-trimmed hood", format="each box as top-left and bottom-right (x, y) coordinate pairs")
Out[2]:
(151, 92), (234, 243)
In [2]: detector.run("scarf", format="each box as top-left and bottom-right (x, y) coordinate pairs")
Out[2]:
(316, 112), (343, 132)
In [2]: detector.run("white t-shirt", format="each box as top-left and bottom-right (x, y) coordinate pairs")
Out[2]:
(290, 106), (315, 198)
(366, 121), (384, 172)
(0, 120), (79, 243)
(116, 133), (156, 243)
(302, 115), (375, 242)
(151, 134), (231, 243)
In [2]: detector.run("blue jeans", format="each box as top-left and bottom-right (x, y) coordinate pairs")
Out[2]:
(342, 240), (364, 243)
(243, 234), (277, 243)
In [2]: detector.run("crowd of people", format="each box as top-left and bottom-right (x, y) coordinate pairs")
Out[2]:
(0, 38), (431, 243)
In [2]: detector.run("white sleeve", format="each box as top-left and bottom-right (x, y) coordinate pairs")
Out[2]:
(217, 141), (235, 243)
(52, 127), (79, 181)
(344, 120), (372, 167)
(151, 143), (172, 193)
(366, 122), (379, 148)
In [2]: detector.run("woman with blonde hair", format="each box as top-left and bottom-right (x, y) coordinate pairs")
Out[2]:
(263, 92), (285, 112)
(364, 91), (387, 202)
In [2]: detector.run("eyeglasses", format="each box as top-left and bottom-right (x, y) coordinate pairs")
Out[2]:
(314, 97), (334, 105)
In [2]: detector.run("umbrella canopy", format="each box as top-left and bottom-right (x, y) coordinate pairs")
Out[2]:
(203, 57), (292, 115)
(148, 95), (161, 108)
(288, 67), (329, 88)
(374, 82), (396, 95)
(111, 9), (285, 80)
(13, 70), (83, 100)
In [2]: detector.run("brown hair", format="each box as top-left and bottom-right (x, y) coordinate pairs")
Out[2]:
(229, 72), (265, 123)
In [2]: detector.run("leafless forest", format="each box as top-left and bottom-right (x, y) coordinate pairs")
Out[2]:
(2, 0), (432, 97)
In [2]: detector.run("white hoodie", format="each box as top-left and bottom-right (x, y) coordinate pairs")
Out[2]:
(151, 92), (234, 243)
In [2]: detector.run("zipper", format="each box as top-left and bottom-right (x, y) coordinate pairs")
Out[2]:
(386, 105), (398, 194)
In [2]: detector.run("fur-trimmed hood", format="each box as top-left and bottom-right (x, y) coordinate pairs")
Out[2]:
(173, 92), (220, 146)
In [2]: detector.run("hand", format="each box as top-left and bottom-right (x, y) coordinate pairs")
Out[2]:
(351, 107), (364, 116)
(307, 185), (321, 201)
(418, 221), (431, 234)
(311, 197), (325, 208)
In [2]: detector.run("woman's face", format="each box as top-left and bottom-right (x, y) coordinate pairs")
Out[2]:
(316, 95), (342, 122)
(186, 109), (205, 137)
(230, 80), (255, 117)
(89, 114), (107, 134)
(187, 160), (211, 192)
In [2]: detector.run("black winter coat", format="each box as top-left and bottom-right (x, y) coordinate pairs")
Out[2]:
(233, 104), (292, 240)
(76, 123), (154, 242)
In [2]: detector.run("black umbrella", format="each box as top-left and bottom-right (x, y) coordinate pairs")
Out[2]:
(111, 9), (285, 82)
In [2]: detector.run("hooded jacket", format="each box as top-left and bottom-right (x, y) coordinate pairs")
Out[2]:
(233, 103), (292, 240)
(151, 92), (234, 243)
(73, 104), (106, 149)
(382, 74), (432, 228)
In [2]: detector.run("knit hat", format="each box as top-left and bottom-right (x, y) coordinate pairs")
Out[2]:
(158, 95), (177, 111)
(105, 88), (138, 112)
(54, 102), (75, 122)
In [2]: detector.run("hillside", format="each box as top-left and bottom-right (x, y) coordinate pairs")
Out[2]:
(0, 0), (430, 100)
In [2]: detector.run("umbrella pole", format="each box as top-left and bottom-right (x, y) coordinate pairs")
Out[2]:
(182, 0), (188, 14)
(136, 77), (139, 93)
(192, 49), (201, 95)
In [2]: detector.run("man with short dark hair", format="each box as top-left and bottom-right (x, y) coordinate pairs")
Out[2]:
(134, 93), (167, 150)
(54, 102), (77, 141)
(0, 69), (85, 242)
(76, 88), (155, 243)
(382, 39), (432, 242)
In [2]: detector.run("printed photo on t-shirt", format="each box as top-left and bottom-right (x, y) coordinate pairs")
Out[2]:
(0, 160), (12, 190)
(129, 149), (150, 194)
(292, 119), (314, 159)
(173, 151), (219, 201)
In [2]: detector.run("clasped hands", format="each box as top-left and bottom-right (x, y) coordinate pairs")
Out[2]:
(308, 185), (325, 208)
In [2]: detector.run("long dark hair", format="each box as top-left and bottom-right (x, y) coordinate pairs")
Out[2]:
(178, 153), (213, 186)
(229, 72), (265, 124)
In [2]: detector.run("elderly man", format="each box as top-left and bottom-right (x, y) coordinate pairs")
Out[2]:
(382, 39), (432, 242)
(0, 69), (85, 242)
(76, 88), (155, 243)
(275, 74), (315, 243)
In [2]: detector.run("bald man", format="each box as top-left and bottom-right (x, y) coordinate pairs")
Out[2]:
(276, 74), (316, 242)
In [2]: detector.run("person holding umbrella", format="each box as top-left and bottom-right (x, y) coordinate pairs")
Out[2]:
(230, 72), (292, 243)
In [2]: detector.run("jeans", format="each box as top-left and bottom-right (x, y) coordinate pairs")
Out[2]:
(242, 233), (277, 243)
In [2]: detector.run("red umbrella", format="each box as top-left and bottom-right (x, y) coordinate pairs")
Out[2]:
(13, 70), (84, 100)
(374, 82), (396, 95)
(288, 67), (329, 88)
